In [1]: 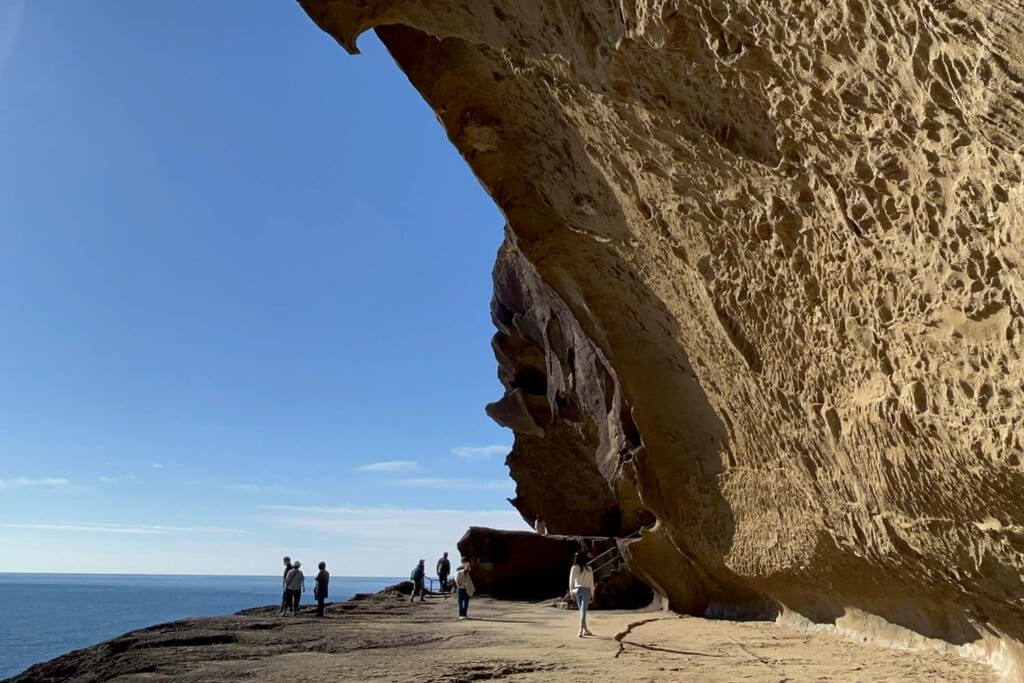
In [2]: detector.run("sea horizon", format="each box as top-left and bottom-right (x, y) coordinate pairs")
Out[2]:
(0, 572), (403, 679)
(0, 570), (400, 579)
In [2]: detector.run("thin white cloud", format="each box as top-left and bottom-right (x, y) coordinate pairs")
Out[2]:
(227, 484), (288, 494)
(259, 504), (529, 553)
(0, 0), (26, 84)
(151, 463), (165, 469)
(451, 445), (509, 460)
(97, 476), (118, 484)
(354, 460), (420, 473)
(0, 478), (70, 490)
(391, 478), (512, 490)
(0, 522), (245, 535)
(125, 474), (138, 481)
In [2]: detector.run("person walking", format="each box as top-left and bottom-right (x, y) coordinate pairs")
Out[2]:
(284, 560), (305, 615)
(569, 552), (595, 637)
(436, 552), (451, 597)
(453, 559), (475, 619)
(314, 561), (330, 617)
(409, 559), (426, 602)
(280, 556), (292, 615)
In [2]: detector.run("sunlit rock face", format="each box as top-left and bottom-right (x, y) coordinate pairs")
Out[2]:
(299, 0), (1024, 671)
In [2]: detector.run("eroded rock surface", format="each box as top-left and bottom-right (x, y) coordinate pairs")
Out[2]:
(299, 0), (1024, 675)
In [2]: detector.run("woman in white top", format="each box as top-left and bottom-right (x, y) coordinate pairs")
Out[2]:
(568, 552), (595, 637)
(454, 559), (476, 619)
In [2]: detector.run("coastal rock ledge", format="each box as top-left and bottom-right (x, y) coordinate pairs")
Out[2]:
(298, 0), (1024, 677)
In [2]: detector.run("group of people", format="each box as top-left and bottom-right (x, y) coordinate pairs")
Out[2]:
(276, 546), (595, 634)
(409, 552), (476, 619)
(280, 556), (330, 617)
(411, 549), (596, 633)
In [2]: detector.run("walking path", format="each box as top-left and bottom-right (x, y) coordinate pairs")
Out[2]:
(9, 593), (996, 682)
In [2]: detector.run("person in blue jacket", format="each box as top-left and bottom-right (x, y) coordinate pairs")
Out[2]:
(410, 559), (426, 603)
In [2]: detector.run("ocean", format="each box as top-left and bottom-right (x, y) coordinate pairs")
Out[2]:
(0, 572), (401, 680)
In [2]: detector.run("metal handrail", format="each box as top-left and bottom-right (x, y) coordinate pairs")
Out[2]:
(591, 555), (620, 576)
(425, 576), (450, 593)
(586, 529), (642, 571)
(587, 545), (619, 569)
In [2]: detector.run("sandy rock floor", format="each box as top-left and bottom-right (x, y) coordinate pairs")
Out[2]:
(12, 593), (995, 682)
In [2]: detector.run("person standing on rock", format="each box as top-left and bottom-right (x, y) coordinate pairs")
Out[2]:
(569, 552), (595, 637)
(410, 559), (426, 602)
(454, 559), (475, 619)
(436, 552), (451, 597)
(280, 556), (293, 615)
(314, 561), (330, 617)
(534, 516), (548, 535)
(284, 560), (305, 615)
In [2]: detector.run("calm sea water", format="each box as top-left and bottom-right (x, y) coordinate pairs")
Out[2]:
(0, 573), (400, 680)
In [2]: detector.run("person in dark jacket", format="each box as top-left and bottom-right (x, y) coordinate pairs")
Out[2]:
(280, 556), (292, 615)
(314, 561), (330, 617)
(436, 552), (451, 596)
(410, 559), (426, 603)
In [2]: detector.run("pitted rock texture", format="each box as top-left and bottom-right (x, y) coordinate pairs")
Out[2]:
(299, 0), (1024, 672)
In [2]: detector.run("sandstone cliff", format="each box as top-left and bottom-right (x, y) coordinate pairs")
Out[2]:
(298, 0), (1024, 675)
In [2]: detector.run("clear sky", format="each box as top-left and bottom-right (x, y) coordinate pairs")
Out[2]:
(0, 0), (529, 576)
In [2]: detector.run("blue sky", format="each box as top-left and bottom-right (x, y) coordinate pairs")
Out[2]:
(0, 0), (528, 575)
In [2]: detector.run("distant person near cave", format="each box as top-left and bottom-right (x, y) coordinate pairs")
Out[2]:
(436, 552), (451, 597)
(410, 559), (426, 602)
(569, 552), (595, 637)
(279, 556), (292, 615)
(314, 561), (330, 617)
(454, 559), (475, 619)
(534, 516), (548, 535)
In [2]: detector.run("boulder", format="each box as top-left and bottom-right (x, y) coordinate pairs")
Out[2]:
(456, 527), (651, 609)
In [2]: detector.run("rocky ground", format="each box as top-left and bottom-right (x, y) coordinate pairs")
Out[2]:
(6, 591), (995, 682)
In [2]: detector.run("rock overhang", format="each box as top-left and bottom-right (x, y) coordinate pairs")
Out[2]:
(298, 1), (1024, 676)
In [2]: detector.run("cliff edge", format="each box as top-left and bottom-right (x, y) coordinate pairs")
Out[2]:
(298, 0), (1024, 676)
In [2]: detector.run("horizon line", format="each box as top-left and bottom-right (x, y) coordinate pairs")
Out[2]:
(0, 571), (405, 579)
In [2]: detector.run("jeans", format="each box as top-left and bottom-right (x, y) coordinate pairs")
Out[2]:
(457, 588), (470, 617)
(410, 578), (425, 601)
(576, 587), (591, 630)
(438, 574), (449, 595)
(316, 595), (326, 616)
